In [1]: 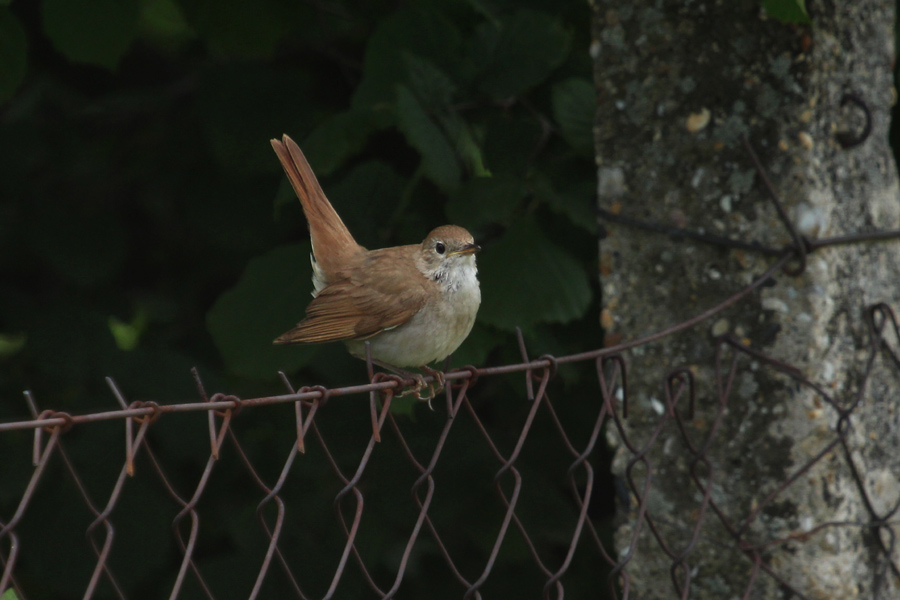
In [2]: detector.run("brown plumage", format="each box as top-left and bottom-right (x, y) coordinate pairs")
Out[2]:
(270, 136), (362, 279)
(270, 134), (481, 369)
(274, 245), (430, 344)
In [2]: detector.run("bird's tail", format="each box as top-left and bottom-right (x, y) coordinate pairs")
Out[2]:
(271, 134), (362, 281)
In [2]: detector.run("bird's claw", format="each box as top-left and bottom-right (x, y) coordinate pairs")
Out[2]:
(397, 368), (445, 410)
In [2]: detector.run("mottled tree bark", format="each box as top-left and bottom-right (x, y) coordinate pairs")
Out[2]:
(593, 1), (900, 598)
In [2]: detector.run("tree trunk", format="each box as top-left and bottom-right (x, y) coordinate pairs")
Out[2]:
(593, 0), (900, 598)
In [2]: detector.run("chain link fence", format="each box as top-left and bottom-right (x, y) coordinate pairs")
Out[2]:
(2, 300), (898, 598)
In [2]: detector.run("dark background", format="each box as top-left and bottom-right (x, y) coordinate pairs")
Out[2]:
(0, 0), (613, 598)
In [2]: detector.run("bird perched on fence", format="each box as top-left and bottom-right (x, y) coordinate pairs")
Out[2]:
(270, 134), (481, 400)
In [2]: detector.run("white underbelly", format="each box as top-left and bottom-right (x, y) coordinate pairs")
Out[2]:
(345, 282), (480, 367)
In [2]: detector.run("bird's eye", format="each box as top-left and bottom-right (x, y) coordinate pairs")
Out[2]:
(435, 242), (446, 254)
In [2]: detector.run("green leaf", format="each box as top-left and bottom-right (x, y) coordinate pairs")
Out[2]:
(532, 173), (597, 234)
(30, 208), (128, 287)
(300, 110), (378, 177)
(25, 305), (120, 385)
(551, 78), (596, 154)
(325, 160), (405, 248)
(207, 244), (318, 379)
(470, 9), (571, 99)
(198, 64), (313, 175)
(139, 0), (195, 45)
(1, 587), (21, 600)
(108, 309), (148, 351)
(179, 0), (297, 57)
(478, 218), (592, 331)
(403, 53), (456, 110)
(0, 9), (26, 102)
(395, 84), (461, 192)
(446, 174), (526, 229)
(0, 332), (26, 359)
(437, 112), (490, 177)
(482, 111), (544, 175)
(448, 322), (503, 368)
(761, 0), (810, 24)
(353, 8), (462, 113)
(42, 0), (140, 69)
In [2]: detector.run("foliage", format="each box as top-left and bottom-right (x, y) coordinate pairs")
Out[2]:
(761, 0), (810, 24)
(0, 0), (604, 598)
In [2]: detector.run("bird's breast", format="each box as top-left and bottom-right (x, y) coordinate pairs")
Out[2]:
(346, 262), (480, 367)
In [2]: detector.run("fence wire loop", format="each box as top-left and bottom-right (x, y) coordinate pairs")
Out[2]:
(37, 409), (74, 434)
(296, 385), (329, 453)
(536, 354), (560, 381)
(451, 364), (480, 389)
(301, 384), (331, 407)
(128, 400), (161, 425)
(209, 393), (243, 418)
(664, 368), (695, 421)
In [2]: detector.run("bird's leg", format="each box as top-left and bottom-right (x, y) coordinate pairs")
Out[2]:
(370, 360), (444, 408)
(417, 365), (445, 407)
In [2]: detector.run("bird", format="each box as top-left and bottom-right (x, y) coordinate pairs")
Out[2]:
(270, 134), (481, 399)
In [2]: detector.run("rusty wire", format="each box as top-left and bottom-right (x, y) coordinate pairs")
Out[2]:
(3, 139), (900, 599)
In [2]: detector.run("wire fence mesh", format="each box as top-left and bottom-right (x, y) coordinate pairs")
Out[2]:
(3, 138), (900, 599)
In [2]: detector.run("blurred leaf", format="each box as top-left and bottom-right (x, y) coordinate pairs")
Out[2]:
(761, 0), (810, 24)
(523, 324), (587, 385)
(199, 64), (312, 175)
(479, 217), (592, 330)
(179, 0), (297, 57)
(207, 243), (318, 379)
(448, 322), (503, 368)
(482, 111), (544, 175)
(395, 84), (461, 192)
(470, 9), (571, 99)
(446, 174), (526, 229)
(42, 0), (140, 69)
(325, 161), (406, 248)
(532, 173), (596, 233)
(353, 8), (462, 114)
(0, 332), (26, 359)
(0, 8), (26, 102)
(388, 395), (419, 418)
(25, 305), (120, 386)
(139, 0), (195, 45)
(1, 587), (20, 600)
(551, 78), (595, 153)
(108, 310), (148, 351)
(109, 347), (212, 402)
(438, 112), (491, 177)
(30, 208), (128, 287)
(300, 110), (378, 177)
(275, 159), (405, 250)
(403, 53), (456, 110)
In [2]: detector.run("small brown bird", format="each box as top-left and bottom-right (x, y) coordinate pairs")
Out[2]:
(271, 134), (481, 397)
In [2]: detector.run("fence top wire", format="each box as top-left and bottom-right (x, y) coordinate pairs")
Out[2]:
(3, 136), (900, 600)
(0, 249), (798, 435)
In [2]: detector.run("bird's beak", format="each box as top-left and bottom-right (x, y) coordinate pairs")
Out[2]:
(450, 243), (481, 257)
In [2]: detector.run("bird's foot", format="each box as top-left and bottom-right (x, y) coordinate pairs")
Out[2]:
(371, 359), (444, 409)
(397, 373), (429, 400)
(417, 366), (445, 409)
(394, 366), (444, 409)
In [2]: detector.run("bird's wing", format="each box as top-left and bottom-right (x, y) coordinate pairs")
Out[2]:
(274, 246), (428, 344)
